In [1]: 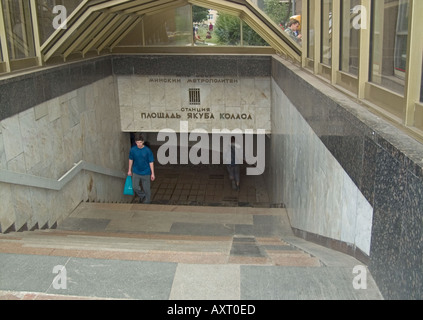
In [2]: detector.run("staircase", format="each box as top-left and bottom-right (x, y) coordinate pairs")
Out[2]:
(0, 202), (385, 300)
(0, 202), (320, 267)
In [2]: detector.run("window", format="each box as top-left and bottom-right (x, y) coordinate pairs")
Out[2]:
(321, 0), (332, 66)
(0, 36), (3, 61)
(36, 0), (80, 45)
(370, 0), (409, 95)
(307, 0), (315, 60)
(2, 0), (36, 60)
(340, 0), (360, 76)
(420, 59), (423, 102)
(143, 5), (192, 46)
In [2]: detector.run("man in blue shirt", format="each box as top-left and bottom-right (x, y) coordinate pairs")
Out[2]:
(128, 133), (155, 203)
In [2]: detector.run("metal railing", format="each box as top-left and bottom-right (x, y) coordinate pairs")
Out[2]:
(0, 160), (126, 191)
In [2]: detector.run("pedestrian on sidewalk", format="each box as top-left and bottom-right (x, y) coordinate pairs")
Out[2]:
(128, 133), (155, 203)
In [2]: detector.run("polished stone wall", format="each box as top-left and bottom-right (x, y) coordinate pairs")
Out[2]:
(268, 78), (373, 256)
(112, 55), (271, 78)
(0, 73), (129, 233)
(113, 55), (272, 133)
(0, 57), (112, 122)
(271, 56), (423, 299)
(117, 75), (271, 133)
(1, 54), (422, 299)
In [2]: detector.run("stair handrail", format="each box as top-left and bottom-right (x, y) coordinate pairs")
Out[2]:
(0, 160), (126, 191)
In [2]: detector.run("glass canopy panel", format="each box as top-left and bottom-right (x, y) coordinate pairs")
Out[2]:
(258, 0), (294, 28)
(36, 0), (81, 45)
(340, 0), (360, 76)
(206, 12), (241, 46)
(242, 22), (269, 47)
(193, 5), (267, 47)
(307, 0), (315, 60)
(2, 0), (36, 59)
(142, 5), (192, 46)
(420, 56), (423, 102)
(321, 0), (332, 66)
(370, 0), (409, 95)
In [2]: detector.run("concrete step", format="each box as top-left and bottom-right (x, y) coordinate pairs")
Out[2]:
(0, 202), (320, 267)
(0, 231), (321, 266)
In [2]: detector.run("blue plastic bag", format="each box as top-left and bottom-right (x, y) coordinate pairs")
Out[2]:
(123, 176), (134, 195)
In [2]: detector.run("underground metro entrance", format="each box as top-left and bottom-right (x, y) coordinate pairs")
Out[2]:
(128, 132), (271, 208)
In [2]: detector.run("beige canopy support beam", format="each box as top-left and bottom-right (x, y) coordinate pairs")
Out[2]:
(40, 0), (302, 63)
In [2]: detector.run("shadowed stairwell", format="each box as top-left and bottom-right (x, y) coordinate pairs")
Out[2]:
(0, 165), (384, 299)
(0, 148), (384, 299)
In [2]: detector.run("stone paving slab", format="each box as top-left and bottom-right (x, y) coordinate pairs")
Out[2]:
(240, 265), (384, 300)
(0, 253), (177, 300)
(0, 203), (384, 300)
(169, 264), (241, 300)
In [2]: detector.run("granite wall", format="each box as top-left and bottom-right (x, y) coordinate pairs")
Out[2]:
(270, 56), (423, 299)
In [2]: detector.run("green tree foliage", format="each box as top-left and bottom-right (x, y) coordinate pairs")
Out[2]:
(263, 0), (290, 26)
(215, 13), (241, 45)
(214, 13), (268, 46)
(243, 24), (268, 46)
(192, 5), (209, 23)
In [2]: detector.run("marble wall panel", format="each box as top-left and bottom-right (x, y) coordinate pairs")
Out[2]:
(10, 184), (33, 231)
(0, 76), (129, 233)
(116, 75), (271, 133)
(271, 56), (423, 299)
(0, 131), (6, 170)
(0, 182), (15, 232)
(269, 78), (373, 255)
(1, 115), (23, 163)
(29, 187), (50, 230)
(19, 108), (41, 173)
(0, 57), (112, 122)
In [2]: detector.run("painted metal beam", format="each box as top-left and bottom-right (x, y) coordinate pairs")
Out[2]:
(110, 16), (143, 50)
(97, 15), (136, 53)
(82, 14), (122, 56)
(40, 0), (301, 63)
(42, 0), (132, 61)
(0, 0), (11, 72)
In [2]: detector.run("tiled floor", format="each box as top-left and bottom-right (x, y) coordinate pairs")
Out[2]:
(146, 163), (270, 207)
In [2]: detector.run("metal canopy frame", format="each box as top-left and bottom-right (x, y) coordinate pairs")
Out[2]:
(39, 0), (302, 63)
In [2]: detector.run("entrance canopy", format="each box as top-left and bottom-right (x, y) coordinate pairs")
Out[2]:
(40, 0), (301, 63)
